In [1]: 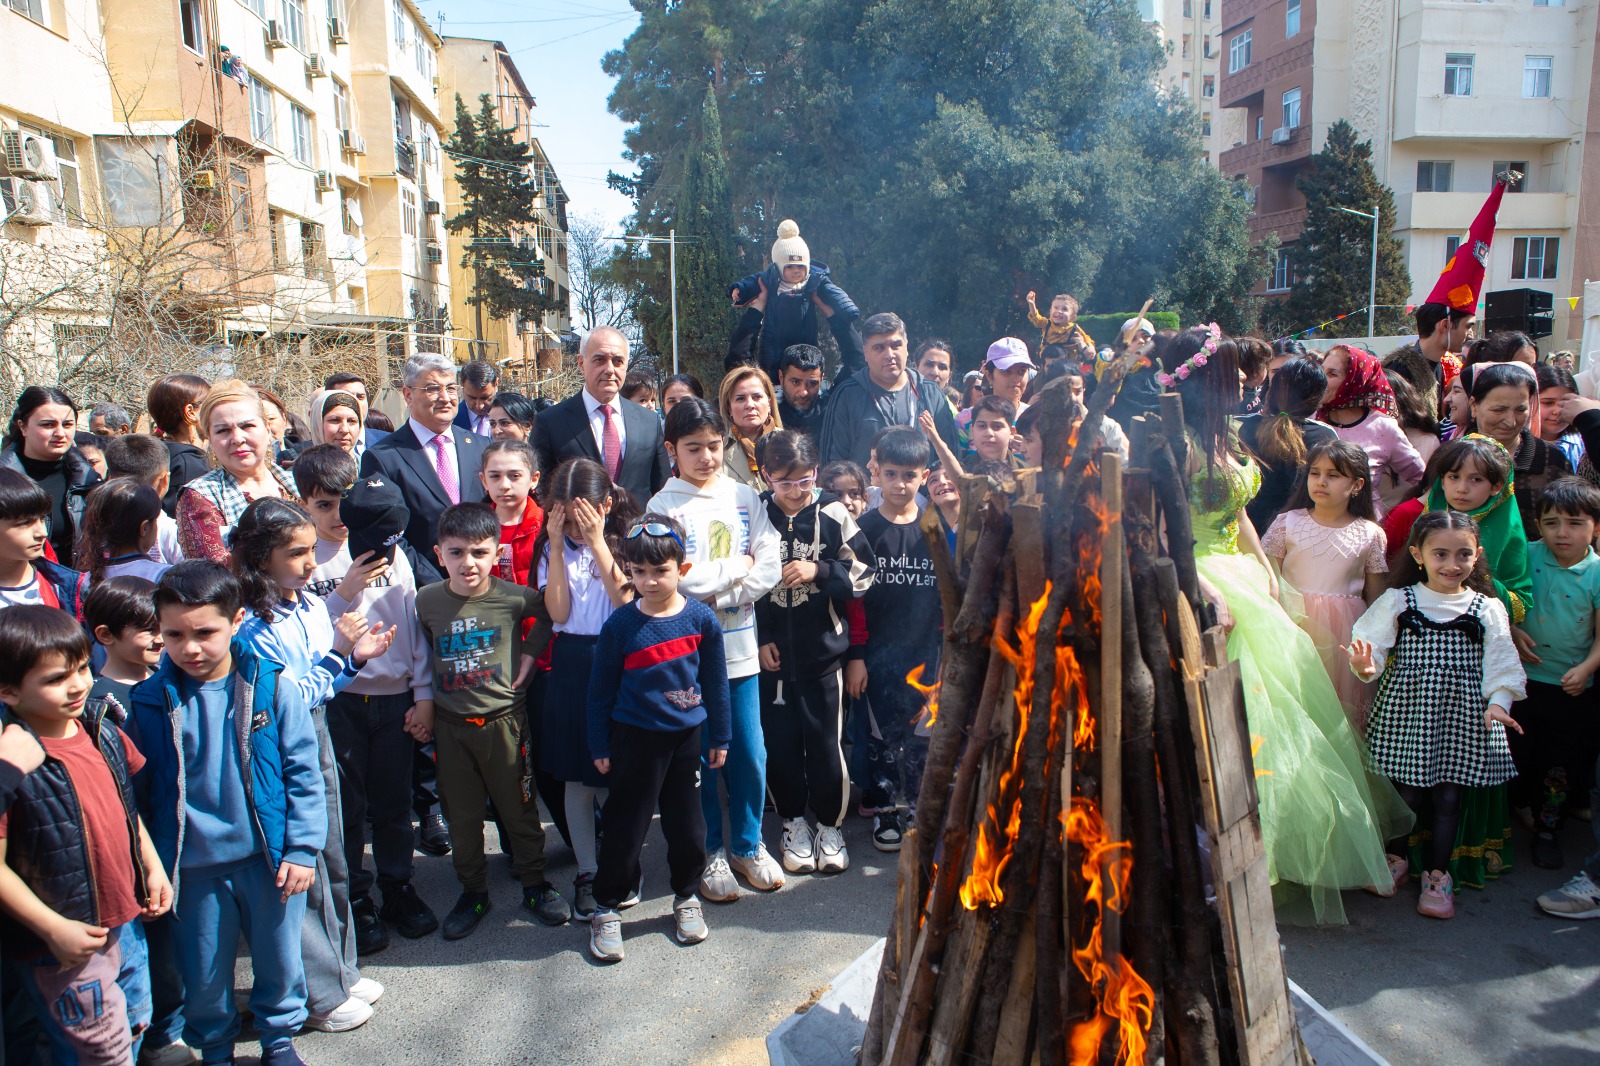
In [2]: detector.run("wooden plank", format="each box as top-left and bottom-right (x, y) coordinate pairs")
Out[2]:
(1175, 593), (1204, 673)
(1011, 502), (1048, 609)
(991, 910), (1038, 1066)
(954, 474), (987, 568)
(1099, 452), (1124, 964)
(1200, 662), (1254, 828)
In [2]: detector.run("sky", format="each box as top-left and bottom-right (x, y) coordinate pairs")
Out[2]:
(433, 0), (641, 230)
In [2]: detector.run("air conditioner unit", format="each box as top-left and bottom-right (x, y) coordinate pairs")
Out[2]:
(423, 198), (440, 215)
(3, 179), (54, 226)
(189, 168), (217, 190)
(306, 54), (329, 78)
(266, 20), (289, 48)
(314, 170), (336, 192)
(2, 130), (59, 182)
(340, 129), (367, 155)
(425, 241), (442, 265)
(327, 16), (348, 43)
(1271, 126), (1292, 145)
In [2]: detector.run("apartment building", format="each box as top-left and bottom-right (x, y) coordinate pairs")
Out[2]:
(439, 37), (573, 369)
(1143, 0), (1250, 163)
(1219, 0), (1598, 347)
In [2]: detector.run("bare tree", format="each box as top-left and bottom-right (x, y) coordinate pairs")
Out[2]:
(566, 211), (641, 343)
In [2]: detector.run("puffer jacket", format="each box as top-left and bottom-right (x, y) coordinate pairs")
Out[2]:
(2, 697), (145, 946)
(729, 262), (861, 377)
(126, 639), (326, 900)
(818, 367), (959, 469)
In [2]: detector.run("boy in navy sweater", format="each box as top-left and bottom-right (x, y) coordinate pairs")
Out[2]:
(586, 514), (730, 962)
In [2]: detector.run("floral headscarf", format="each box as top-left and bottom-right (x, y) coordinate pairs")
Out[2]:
(1318, 345), (1397, 420)
(1440, 352), (1463, 395)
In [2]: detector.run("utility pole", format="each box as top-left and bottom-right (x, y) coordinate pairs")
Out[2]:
(1337, 204), (1380, 340)
(607, 231), (683, 374)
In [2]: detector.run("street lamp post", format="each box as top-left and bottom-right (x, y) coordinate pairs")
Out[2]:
(606, 230), (681, 374)
(1336, 204), (1380, 340)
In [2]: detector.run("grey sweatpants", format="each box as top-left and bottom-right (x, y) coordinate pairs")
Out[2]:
(303, 704), (361, 1013)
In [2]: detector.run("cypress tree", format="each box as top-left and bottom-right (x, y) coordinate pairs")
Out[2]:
(667, 85), (742, 389)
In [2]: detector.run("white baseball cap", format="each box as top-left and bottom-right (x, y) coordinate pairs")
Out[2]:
(985, 337), (1036, 372)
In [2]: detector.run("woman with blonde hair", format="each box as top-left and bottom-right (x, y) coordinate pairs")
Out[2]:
(176, 379), (297, 561)
(718, 366), (784, 489)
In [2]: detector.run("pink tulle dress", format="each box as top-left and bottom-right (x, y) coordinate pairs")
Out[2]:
(1262, 509), (1388, 734)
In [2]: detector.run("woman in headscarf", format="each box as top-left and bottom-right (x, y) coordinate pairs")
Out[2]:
(1459, 360), (1571, 538)
(1317, 344), (1424, 521)
(307, 389), (363, 453)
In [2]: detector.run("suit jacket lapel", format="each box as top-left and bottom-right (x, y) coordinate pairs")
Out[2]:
(398, 424), (451, 508)
(570, 396), (602, 462)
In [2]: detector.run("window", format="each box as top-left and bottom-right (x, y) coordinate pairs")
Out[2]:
(1256, 115), (1264, 141)
(1203, 0), (1211, 16)
(6, 0), (45, 24)
(1202, 113), (1212, 137)
(1534, 0), (1563, 7)
(241, 0), (266, 18)
(300, 220), (325, 278)
(278, 0), (306, 50)
(49, 135), (80, 219)
(290, 106), (313, 165)
(415, 39), (435, 79)
(268, 208), (284, 267)
(1445, 235), (1461, 267)
(1281, 87), (1301, 130)
(1182, 34), (1191, 59)
(1182, 0), (1192, 15)
(401, 187), (418, 237)
(180, 0), (205, 52)
(248, 75), (275, 146)
(228, 164), (252, 233)
(1523, 56), (1552, 98)
(1229, 30), (1252, 73)
(327, 0), (345, 20)
(1270, 249), (1293, 292)
(1203, 35), (1212, 59)
(1444, 54), (1474, 96)
(391, 0), (406, 47)
(1203, 75), (1215, 98)
(332, 80), (351, 135)
(1416, 160), (1454, 192)
(1182, 72), (1192, 97)
(1495, 161), (1529, 191)
(1286, 0), (1301, 37)
(1512, 236), (1558, 280)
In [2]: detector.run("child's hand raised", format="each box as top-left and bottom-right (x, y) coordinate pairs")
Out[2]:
(276, 860), (315, 901)
(1484, 704), (1523, 734)
(1026, 290), (1038, 308)
(335, 550), (390, 603)
(569, 497), (606, 550)
(546, 502), (566, 544)
(918, 410), (940, 443)
(331, 612), (371, 657)
(1343, 638), (1377, 679)
(351, 622), (394, 664)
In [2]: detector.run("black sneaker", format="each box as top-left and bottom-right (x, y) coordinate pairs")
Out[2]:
(523, 881), (572, 926)
(1533, 832), (1565, 870)
(352, 896), (389, 956)
(873, 809), (903, 853)
(380, 882), (440, 939)
(260, 1043), (308, 1066)
(441, 891), (491, 940)
(572, 873), (597, 919)
(416, 812), (452, 856)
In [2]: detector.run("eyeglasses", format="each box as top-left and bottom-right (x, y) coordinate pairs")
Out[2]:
(413, 384), (460, 399)
(766, 474), (817, 492)
(626, 521), (685, 548)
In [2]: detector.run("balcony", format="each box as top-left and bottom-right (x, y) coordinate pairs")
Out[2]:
(1219, 122), (1312, 175)
(1220, 36), (1313, 109)
(395, 140), (416, 179)
(1248, 206), (1308, 246)
(1395, 191), (1574, 232)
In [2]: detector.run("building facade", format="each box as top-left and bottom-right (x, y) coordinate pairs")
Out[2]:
(1143, 0), (1250, 164)
(1219, 0), (1598, 347)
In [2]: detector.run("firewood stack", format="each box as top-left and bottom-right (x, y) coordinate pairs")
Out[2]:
(860, 358), (1311, 1066)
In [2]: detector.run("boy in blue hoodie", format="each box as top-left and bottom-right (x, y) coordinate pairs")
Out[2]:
(127, 560), (326, 1066)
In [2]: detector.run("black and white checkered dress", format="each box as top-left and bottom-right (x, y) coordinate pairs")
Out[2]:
(1366, 586), (1518, 788)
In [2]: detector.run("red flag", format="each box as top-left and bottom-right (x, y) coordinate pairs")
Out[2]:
(1426, 179), (1509, 311)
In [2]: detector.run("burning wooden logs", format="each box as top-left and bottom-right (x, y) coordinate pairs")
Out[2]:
(862, 361), (1309, 1066)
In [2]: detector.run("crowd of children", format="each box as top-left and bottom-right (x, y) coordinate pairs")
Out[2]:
(2, 262), (1600, 1061)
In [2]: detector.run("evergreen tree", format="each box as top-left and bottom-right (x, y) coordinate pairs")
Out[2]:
(1284, 120), (1410, 338)
(444, 94), (556, 356)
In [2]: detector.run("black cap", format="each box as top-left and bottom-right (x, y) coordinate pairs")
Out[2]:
(343, 475), (409, 565)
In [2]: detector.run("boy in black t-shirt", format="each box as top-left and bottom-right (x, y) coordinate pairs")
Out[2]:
(851, 427), (940, 852)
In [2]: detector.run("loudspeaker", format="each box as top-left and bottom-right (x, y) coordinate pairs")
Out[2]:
(1484, 287), (1554, 339)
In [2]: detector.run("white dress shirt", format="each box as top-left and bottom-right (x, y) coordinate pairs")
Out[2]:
(408, 417), (458, 491)
(581, 389), (627, 463)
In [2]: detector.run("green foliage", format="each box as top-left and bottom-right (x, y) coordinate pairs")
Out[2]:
(444, 94), (557, 345)
(603, 0), (1269, 372)
(1284, 120), (1411, 339)
(1073, 312), (1182, 349)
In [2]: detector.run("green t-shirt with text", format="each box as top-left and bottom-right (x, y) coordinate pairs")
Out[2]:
(416, 577), (548, 722)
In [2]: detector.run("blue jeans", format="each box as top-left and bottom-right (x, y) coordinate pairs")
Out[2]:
(20, 918), (150, 1066)
(176, 858), (308, 1063)
(702, 673), (766, 858)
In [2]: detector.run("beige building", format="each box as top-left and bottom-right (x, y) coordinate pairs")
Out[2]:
(1143, 0), (1249, 164)
(439, 36), (571, 370)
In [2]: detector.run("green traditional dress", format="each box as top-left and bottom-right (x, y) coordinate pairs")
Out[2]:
(1189, 451), (1414, 925)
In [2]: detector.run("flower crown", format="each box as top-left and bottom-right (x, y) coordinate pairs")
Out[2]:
(1156, 323), (1222, 388)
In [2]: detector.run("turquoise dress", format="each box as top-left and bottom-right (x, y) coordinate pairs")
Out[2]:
(1189, 454), (1415, 925)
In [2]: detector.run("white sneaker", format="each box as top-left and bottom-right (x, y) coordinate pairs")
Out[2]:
(730, 842), (786, 891)
(349, 976), (384, 1006)
(305, 994), (374, 1032)
(140, 1041), (199, 1065)
(700, 848), (740, 902)
(1537, 871), (1600, 919)
(781, 817), (817, 874)
(673, 894), (709, 944)
(815, 824), (850, 874)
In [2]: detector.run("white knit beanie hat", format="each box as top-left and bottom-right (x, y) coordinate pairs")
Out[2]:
(771, 219), (810, 274)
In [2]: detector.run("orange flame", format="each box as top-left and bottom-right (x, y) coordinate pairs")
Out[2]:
(1065, 797), (1154, 1066)
(905, 663), (940, 729)
(960, 585), (1050, 910)
(1252, 734), (1273, 779)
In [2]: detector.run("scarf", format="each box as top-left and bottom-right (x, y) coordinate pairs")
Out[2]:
(1319, 347), (1397, 420)
(1423, 433), (1532, 623)
(307, 389), (359, 447)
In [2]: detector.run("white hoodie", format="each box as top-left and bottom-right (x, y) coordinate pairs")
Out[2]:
(647, 475), (781, 678)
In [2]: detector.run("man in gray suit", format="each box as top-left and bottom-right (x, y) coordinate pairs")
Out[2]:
(360, 352), (489, 587)
(531, 327), (670, 504)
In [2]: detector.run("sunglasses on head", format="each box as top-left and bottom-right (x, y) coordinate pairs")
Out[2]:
(625, 521), (685, 548)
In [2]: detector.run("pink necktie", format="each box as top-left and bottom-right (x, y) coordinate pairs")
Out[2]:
(599, 404), (622, 481)
(432, 433), (460, 504)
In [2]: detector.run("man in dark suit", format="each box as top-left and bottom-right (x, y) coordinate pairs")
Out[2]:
(360, 352), (489, 587)
(531, 326), (671, 503)
(453, 359), (499, 437)
(325, 370), (389, 462)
